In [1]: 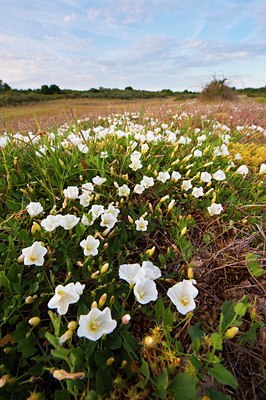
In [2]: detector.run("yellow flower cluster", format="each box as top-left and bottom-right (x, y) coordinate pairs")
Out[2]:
(229, 143), (266, 168)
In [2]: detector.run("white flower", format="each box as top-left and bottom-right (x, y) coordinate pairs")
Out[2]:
(259, 163), (266, 174)
(74, 282), (85, 295)
(0, 135), (8, 148)
(193, 149), (202, 157)
(135, 217), (148, 231)
(119, 263), (142, 285)
(106, 204), (120, 218)
(100, 213), (117, 229)
(171, 171), (181, 181)
(80, 235), (100, 256)
(207, 203), (223, 216)
(181, 180), (192, 191)
(92, 176), (107, 186)
(79, 192), (91, 207)
(118, 184), (130, 197)
(63, 186), (79, 199)
(129, 159), (142, 171)
(77, 307), (117, 341)
(157, 171), (170, 183)
(22, 241), (47, 266)
(48, 282), (81, 315)
(81, 214), (92, 226)
(142, 261), (161, 280)
(213, 170), (226, 181)
(41, 214), (62, 232)
(26, 202), (44, 217)
(81, 182), (94, 194)
(134, 278), (158, 304)
(236, 165), (249, 177)
(134, 184), (145, 194)
(90, 204), (105, 220)
(192, 187), (204, 198)
(140, 176), (154, 188)
(100, 151), (108, 159)
(200, 172), (212, 183)
(60, 214), (80, 230)
(167, 280), (198, 315)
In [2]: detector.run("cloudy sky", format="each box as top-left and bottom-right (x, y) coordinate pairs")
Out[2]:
(0, 0), (265, 90)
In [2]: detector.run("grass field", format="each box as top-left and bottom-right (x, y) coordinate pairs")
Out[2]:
(0, 100), (265, 399)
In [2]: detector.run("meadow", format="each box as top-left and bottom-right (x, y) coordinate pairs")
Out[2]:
(0, 99), (265, 400)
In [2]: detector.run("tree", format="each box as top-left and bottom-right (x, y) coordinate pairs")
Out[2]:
(0, 80), (11, 91)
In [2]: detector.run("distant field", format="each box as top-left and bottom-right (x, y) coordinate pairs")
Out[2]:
(0, 97), (266, 132)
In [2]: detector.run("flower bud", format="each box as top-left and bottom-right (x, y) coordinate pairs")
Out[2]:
(159, 195), (170, 203)
(59, 329), (73, 345)
(91, 301), (98, 309)
(188, 267), (194, 280)
(31, 222), (41, 235)
(106, 357), (115, 366)
(241, 218), (248, 225)
(121, 360), (128, 368)
(110, 295), (115, 304)
(147, 164), (151, 171)
(180, 227), (187, 236)
(224, 327), (239, 339)
(91, 271), (100, 279)
(25, 296), (34, 304)
(145, 246), (156, 257)
(17, 254), (24, 263)
(0, 374), (9, 388)
(167, 199), (176, 211)
(122, 314), (131, 325)
(67, 321), (77, 330)
(99, 293), (107, 308)
(128, 215), (134, 224)
(28, 317), (41, 326)
(101, 263), (109, 274)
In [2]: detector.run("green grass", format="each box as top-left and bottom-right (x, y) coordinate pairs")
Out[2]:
(0, 112), (265, 399)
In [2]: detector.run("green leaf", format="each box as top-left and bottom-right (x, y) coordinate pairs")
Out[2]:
(211, 333), (223, 351)
(139, 361), (150, 379)
(45, 331), (58, 348)
(155, 368), (168, 390)
(169, 373), (198, 400)
(0, 271), (10, 290)
(48, 311), (61, 336)
(209, 364), (238, 389)
(246, 253), (264, 278)
(96, 368), (113, 395)
(239, 322), (263, 345)
(189, 322), (204, 341)
(17, 337), (37, 358)
(55, 390), (71, 400)
(156, 297), (165, 323)
(51, 348), (70, 361)
(105, 333), (123, 350)
(219, 301), (235, 332)
(207, 388), (231, 400)
(234, 299), (248, 318)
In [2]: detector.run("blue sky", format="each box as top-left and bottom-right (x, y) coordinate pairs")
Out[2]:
(0, 0), (265, 90)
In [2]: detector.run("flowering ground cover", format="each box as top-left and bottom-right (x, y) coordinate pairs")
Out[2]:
(0, 110), (265, 399)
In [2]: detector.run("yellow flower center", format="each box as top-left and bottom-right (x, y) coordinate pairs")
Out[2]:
(29, 255), (37, 262)
(89, 321), (100, 332)
(57, 290), (65, 297)
(86, 245), (92, 251)
(180, 296), (189, 306)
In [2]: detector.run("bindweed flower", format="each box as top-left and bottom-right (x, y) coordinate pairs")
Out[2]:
(118, 184), (130, 197)
(80, 235), (100, 256)
(200, 171), (212, 183)
(192, 187), (204, 198)
(92, 176), (106, 186)
(81, 182), (94, 194)
(26, 202), (43, 217)
(236, 165), (249, 177)
(140, 176), (154, 188)
(134, 278), (158, 304)
(106, 203), (120, 218)
(100, 213), (117, 229)
(41, 214), (62, 232)
(63, 186), (79, 199)
(157, 171), (170, 183)
(79, 192), (91, 207)
(181, 180), (192, 191)
(167, 279), (198, 315)
(259, 163), (266, 174)
(141, 261), (161, 280)
(77, 307), (117, 341)
(207, 202), (223, 216)
(135, 217), (148, 231)
(213, 169), (226, 181)
(193, 149), (202, 157)
(22, 241), (47, 266)
(48, 282), (84, 315)
(171, 171), (181, 181)
(60, 214), (80, 230)
(134, 184), (145, 194)
(119, 263), (142, 286)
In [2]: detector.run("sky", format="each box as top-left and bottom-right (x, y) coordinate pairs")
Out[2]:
(0, 0), (265, 91)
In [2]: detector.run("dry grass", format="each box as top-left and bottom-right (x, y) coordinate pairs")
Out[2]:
(1, 97), (266, 132)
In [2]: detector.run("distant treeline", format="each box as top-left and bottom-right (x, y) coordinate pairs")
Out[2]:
(0, 80), (265, 106)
